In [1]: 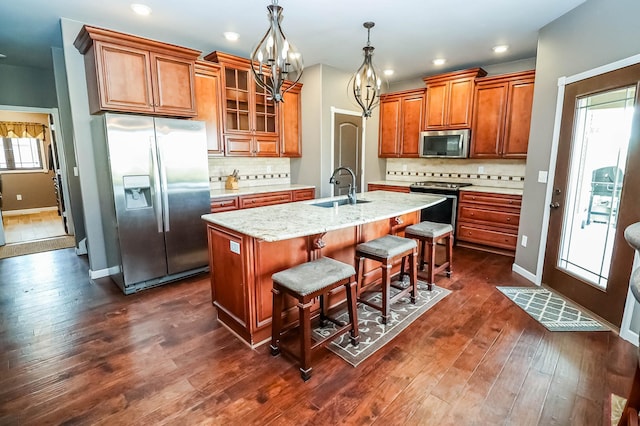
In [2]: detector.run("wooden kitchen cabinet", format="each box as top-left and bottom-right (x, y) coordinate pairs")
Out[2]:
(456, 191), (522, 255)
(279, 81), (303, 157)
(210, 196), (239, 213)
(239, 191), (292, 209)
(423, 68), (487, 130)
(292, 188), (315, 201)
(204, 51), (279, 157)
(74, 25), (199, 117)
(378, 89), (425, 157)
(194, 61), (224, 154)
(470, 70), (535, 159)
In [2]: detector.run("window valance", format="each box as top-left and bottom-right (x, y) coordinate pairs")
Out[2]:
(0, 121), (47, 139)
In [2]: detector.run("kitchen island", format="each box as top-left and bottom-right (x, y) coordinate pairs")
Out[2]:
(201, 191), (444, 346)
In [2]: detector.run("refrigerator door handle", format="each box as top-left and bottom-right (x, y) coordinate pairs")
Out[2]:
(150, 136), (163, 233)
(157, 137), (170, 232)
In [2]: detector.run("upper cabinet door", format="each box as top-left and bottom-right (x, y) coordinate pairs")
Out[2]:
(447, 78), (475, 128)
(151, 53), (197, 116)
(399, 93), (424, 157)
(378, 97), (401, 157)
(502, 79), (535, 158)
(95, 42), (155, 114)
(424, 81), (448, 129)
(280, 82), (303, 157)
(470, 82), (508, 158)
(194, 61), (224, 155)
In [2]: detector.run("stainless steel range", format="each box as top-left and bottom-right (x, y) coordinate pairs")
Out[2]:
(409, 181), (472, 236)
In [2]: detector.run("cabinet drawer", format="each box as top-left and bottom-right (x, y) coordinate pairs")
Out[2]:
(211, 196), (239, 213)
(292, 188), (315, 201)
(457, 223), (517, 250)
(458, 205), (520, 228)
(239, 191), (292, 208)
(367, 184), (411, 193)
(459, 192), (521, 208)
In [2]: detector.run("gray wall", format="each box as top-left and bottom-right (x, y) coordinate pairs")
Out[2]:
(0, 64), (57, 108)
(514, 0), (640, 275)
(294, 64), (382, 198)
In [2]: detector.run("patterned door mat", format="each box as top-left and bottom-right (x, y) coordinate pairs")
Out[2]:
(313, 280), (450, 366)
(0, 236), (75, 259)
(497, 286), (609, 332)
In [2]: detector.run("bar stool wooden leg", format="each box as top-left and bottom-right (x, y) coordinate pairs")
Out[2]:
(345, 280), (360, 346)
(409, 249), (418, 303)
(446, 234), (453, 277)
(420, 240), (427, 271)
(427, 240), (436, 291)
(298, 300), (313, 381)
(381, 262), (391, 324)
(270, 287), (283, 356)
(355, 255), (365, 295)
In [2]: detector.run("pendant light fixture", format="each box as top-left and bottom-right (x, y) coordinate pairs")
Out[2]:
(251, 0), (303, 103)
(350, 22), (382, 118)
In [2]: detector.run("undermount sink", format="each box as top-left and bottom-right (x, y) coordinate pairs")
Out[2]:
(310, 199), (372, 208)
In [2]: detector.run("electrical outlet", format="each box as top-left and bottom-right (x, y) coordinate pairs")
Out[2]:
(229, 241), (240, 254)
(402, 164), (407, 171)
(16, 194), (22, 201)
(266, 165), (272, 173)
(521, 235), (528, 247)
(538, 171), (548, 183)
(478, 166), (485, 174)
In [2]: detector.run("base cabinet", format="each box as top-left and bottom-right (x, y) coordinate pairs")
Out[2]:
(456, 191), (522, 255)
(367, 183), (410, 193)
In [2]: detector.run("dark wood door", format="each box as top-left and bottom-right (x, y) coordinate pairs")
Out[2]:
(543, 62), (640, 325)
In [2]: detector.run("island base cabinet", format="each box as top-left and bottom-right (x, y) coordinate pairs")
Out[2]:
(207, 211), (419, 347)
(208, 226), (251, 342)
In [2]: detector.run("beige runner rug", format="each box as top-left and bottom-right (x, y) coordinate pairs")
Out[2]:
(0, 236), (75, 259)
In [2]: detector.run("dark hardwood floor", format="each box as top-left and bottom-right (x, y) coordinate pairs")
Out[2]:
(0, 247), (635, 425)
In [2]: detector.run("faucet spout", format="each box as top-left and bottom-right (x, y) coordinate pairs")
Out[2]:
(329, 167), (357, 204)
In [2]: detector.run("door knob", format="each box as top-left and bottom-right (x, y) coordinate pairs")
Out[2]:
(550, 201), (560, 208)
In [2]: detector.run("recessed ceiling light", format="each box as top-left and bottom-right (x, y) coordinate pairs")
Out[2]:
(383, 69), (394, 76)
(130, 3), (152, 16)
(223, 32), (239, 42)
(493, 45), (509, 53)
(432, 58), (446, 66)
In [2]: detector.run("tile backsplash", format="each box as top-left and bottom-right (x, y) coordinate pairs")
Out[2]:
(208, 157), (291, 191)
(385, 158), (526, 189)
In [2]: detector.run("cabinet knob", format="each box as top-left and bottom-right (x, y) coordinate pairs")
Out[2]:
(506, 217), (511, 221)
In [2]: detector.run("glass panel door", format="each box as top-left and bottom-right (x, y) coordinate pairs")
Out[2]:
(557, 87), (635, 288)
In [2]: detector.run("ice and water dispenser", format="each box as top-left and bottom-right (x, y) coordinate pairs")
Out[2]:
(123, 175), (152, 209)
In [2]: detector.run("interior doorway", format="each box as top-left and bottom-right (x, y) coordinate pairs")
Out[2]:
(543, 62), (640, 326)
(331, 108), (365, 196)
(0, 107), (73, 251)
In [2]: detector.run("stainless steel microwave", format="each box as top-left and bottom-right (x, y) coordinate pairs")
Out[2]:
(419, 129), (470, 158)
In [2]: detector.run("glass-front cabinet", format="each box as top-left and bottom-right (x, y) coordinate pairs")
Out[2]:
(205, 51), (279, 157)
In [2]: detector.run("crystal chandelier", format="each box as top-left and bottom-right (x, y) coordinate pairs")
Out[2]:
(350, 22), (382, 118)
(251, 0), (303, 103)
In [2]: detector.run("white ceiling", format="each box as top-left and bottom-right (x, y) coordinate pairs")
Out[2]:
(0, 0), (586, 83)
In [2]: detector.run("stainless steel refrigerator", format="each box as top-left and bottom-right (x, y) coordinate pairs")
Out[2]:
(103, 113), (210, 294)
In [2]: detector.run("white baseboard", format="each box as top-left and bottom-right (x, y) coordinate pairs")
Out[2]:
(512, 263), (539, 285)
(89, 265), (120, 280)
(2, 206), (58, 216)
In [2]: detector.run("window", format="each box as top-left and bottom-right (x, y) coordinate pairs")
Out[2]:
(0, 137), (45, 172)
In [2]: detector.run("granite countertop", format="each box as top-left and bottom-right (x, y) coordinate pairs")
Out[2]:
(202, 191), (444, 242)
(210, 184), (315, 199)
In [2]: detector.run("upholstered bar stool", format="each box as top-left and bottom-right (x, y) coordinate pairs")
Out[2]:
(404, 221), (453, 290)
(355, 235), (418, 324)
(270, 256), (359, 381)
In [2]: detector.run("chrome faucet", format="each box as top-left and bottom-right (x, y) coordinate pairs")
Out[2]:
(329, 167), (357, 205)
